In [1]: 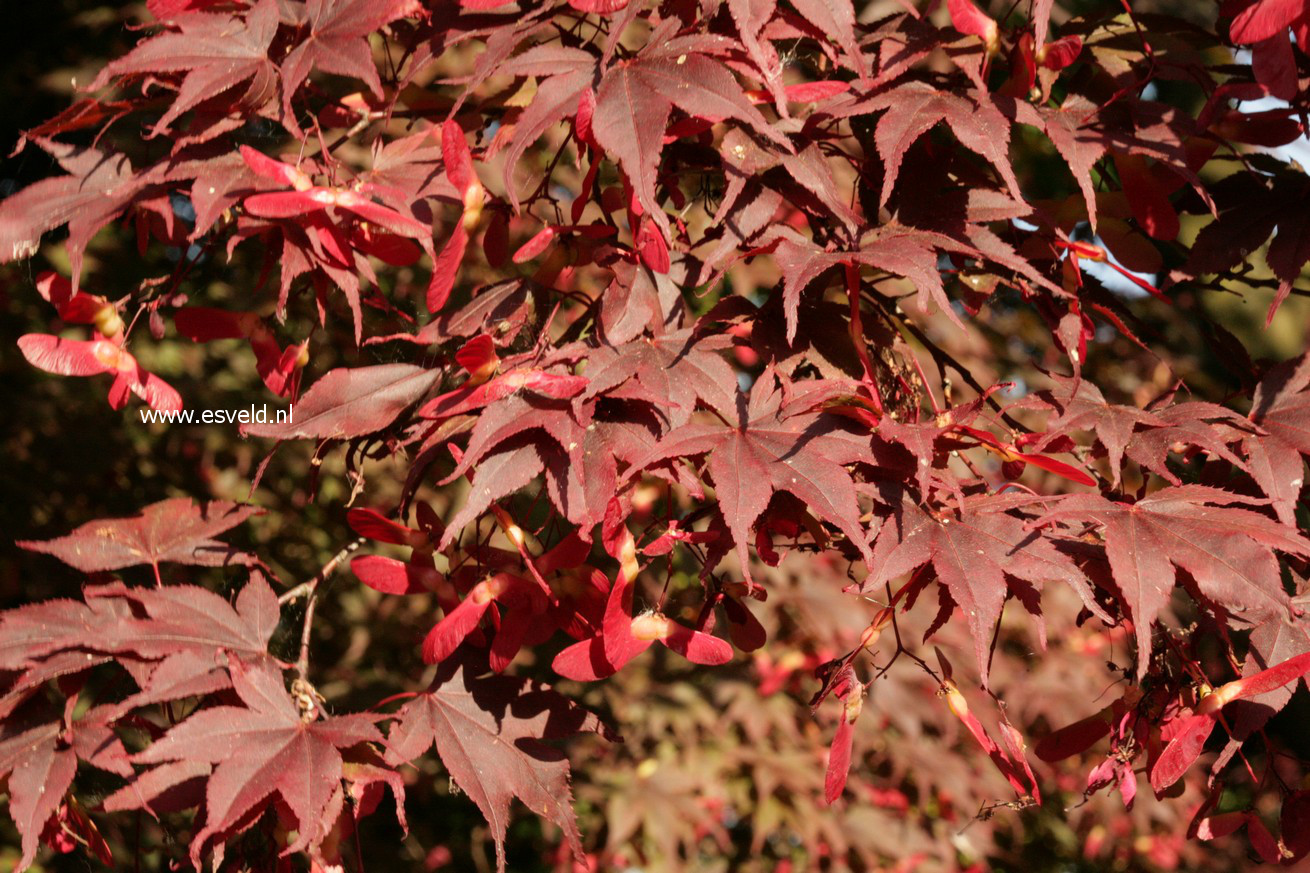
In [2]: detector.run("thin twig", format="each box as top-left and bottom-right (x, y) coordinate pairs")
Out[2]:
(279, 537), (366, 605)
(283, 538), (366, 685)
(296, 587), (320, 682)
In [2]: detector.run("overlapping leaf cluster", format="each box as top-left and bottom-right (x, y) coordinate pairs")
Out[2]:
(4, 0), (1310, 868)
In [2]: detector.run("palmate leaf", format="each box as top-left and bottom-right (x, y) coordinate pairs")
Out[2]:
(590, 64), (670, 236)
(859, 81), (1022, 211)
(1001, 94), (1107, 229)
(1121, 401), (1250, 485)
(1183, 171), (1310, 322)
(1025, 379), (1162, 487)
(384, 650), (613, 873)
(0, 653), (110, 721)
(866, 494), (1109, 686)
(1246, 351), (1310, 525)
(789, 0), (864, 78)
(360, 127), (461, 210)
(0, 714), (78, 871)
(1, 701), (132, 870)
(725, 0), (777, 85)
(594, 259), (673, 345)
(278, 0), (418, 135)
(442, 442), (546, 545)
(18, 498), (261, 574)
(86, 0), (279, 135)
(11, 0), (1310, 866)
(541, 425), (617, 534)
(439, 393), (585, 484)
(0, 574), (279, 671)
(164, 148), (269, 238)
(592, 46), (788, 239)
(543, 405), (703, 533)
(1025, 377), (1249, 488)
(435, 392), (602, 544)
(0, 141), (148, 284)
(1037, 96), (1107, 229)
(773, 226), (958, 343)
(0, 576), (292, 867)
(126, 657), (382, 864)
(579, 326), (739, 427)
(631, 371), (873, 584)
(1039, 486), (1310, 677)
(782, 142), (864, 233)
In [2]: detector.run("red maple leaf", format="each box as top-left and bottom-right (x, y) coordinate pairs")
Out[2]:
(125, 657), (382, 864)
(857, 81), (1021, 211)
(0, 141), (151, 286)
(1038, 486), (1310, 677)
(579, 325), (738, 427)
(0, 575), (278, 673)
(87, 0), (279, 136)
(18, 498), (260, 575)
(1, 701), (131, 870)
(497, 46), (597, 208)
(1246, 352), (1310, 526)
(866, 493), (1109, 685)
(278, 0), (419, 135)
(591, 45), (789, 241)
(630, 371), (874, 585)
(384, 651), (613, 872)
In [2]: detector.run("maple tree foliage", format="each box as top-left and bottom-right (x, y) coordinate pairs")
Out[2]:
(4, 0), (1310, 869)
